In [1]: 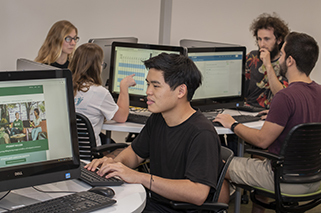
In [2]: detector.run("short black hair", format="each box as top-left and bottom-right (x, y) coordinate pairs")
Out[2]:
(284, 32), (319, 76)
(143, 53), (202, 101)
(34, 108), (40, 115)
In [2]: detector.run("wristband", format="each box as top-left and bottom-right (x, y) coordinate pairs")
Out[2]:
(230, 121), (240, 132)
(149, 174), (154, 198)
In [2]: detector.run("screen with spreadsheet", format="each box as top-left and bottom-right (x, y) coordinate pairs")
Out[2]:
(188, 46), (246, 110)
(109, 42), (186, 107)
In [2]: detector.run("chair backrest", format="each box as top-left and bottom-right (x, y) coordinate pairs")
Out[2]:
(213, 146), (234, 202)
(280, 122), (321, 184)
(76, 112), (96, 160)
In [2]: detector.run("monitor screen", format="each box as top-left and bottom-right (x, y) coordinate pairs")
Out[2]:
(16, 58), (57, 71)
(109, 42), (186, 108)
(188, 46), (246, 110)
(88, 37), (138, 86)
(0, 69), (80, 192)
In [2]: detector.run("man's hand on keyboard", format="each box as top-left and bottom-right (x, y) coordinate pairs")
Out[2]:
(85, 156), (115, 172)
(213, 114), (236, 129)
(84, 157), (144, 184)
(97, 161), (144, 184)
(257, 110), (269, 120)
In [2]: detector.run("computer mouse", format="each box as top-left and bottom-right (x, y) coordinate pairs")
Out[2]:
(88, 186), (115, 198)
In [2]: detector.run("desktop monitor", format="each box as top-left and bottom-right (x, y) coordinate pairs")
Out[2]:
(16, 58), (57, 71)
(109, 42), (187, 108)
(88, 37), (138, 86)
(0, 69), (80, 193)
(180, 39), (239, 48)
(188, 46), (246, 111)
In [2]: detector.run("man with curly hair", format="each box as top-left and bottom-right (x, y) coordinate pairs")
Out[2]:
(221, 13), (290, 157)
(245, 13), (290, 109)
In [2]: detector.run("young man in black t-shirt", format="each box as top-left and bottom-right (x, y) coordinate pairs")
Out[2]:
(86, 53), (223, 212)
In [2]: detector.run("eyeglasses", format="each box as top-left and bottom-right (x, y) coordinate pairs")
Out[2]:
(65, 36), (80, 43)
(101, 62), (107, 69)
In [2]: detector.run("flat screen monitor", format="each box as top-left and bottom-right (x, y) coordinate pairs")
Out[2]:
(0, 69), (80, 194)
(188, 46), (246, 111)
(180, 39), (239, 48)
(88, 37), (138, 86)
(109, 42), (187, 108)
(16, 58), (57, 71)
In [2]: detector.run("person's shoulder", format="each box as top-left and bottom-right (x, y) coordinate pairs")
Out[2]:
(88, 85), (108, 93)
(309, 81), (321, 87)
(187, 111), (215, 131)
(247, 50), (259, 57)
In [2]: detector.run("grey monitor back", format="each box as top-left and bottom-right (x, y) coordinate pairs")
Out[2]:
(180, 39), (239, 48)
(88, 37), (138, 86)
(16, 58), (58, 71)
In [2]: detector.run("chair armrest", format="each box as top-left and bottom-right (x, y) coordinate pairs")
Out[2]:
(245, 149), (282, 161)
(92, 143), (129, 153)
(170, 201), (228, 211)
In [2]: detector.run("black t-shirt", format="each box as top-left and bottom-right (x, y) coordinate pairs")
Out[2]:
(131, 111), (223, 205)
(50, 60), (69, 69)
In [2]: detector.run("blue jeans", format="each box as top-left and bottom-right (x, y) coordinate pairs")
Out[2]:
(31, 127), (42, 141)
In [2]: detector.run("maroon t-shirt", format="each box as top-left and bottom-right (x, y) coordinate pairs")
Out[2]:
(266, 81), (321, 154)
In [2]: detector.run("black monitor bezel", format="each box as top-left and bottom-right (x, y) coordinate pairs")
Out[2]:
(187, 46), (246, 111)
(109, 42), (187, 108)
(0, 69), (80, 192)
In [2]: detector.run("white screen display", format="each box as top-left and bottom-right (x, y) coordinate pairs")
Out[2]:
(189, 50), (244, 100)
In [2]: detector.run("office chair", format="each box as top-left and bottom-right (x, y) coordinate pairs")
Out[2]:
(234, 122), (321, 213)
(170, 146), (233, 213)
(76, 112), (128, 160)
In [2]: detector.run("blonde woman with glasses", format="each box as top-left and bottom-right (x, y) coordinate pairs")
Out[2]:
(35, 20), (79, 69)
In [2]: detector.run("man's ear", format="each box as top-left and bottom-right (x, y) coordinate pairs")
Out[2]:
(177, 84), (187, 99)
(277, 37), (282, 45)
(287, 55), (295, 67)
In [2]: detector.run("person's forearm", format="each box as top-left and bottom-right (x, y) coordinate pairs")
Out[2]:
(114, 84), (130, 122)
(265, 64), (284, 95)
(114, 146), (142, 168)
(143, 175), (209, 206)
(233, 124), (269, 149)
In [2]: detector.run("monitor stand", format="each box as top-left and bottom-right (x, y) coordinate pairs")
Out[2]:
(0, 192), (39, 212)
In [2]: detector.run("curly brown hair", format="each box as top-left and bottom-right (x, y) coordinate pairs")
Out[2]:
(250, 13), (290, 48)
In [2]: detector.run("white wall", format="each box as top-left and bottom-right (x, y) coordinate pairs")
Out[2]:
(171, 0), (321, 83)
(1, 0), (321, 82)
(0, 0), (160, 71)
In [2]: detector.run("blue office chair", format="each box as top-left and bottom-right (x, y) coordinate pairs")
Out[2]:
(170, 146), (233, 213)
(234, 122), (321, 213)
(76, 112), (128, 160)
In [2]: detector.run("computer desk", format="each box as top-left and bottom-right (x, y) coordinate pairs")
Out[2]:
(0, 179), (146, 213)
(102, 109), (264, 213)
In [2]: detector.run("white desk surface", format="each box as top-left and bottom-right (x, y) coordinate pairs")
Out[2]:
(0, 179), (146, 213)
(102, 109), (264, 135)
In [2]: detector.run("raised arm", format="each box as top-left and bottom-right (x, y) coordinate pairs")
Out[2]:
(112, 74), (136, 122)
(260, 48), (286, 95)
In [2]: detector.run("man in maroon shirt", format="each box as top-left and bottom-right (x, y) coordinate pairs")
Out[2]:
(216, 32), (321, 213)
